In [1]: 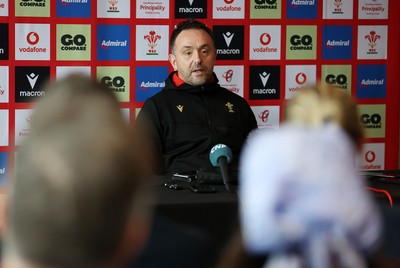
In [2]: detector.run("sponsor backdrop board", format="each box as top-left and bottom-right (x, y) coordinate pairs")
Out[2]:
(0, 0), (399, 187)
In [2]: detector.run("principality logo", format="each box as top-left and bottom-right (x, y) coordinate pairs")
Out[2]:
(365, 31), (380, 54)
(107, 0), (119, 13)
(258, 109), (269, 122)
(144, 31), (161, 55)
(222, 69), (233, 82)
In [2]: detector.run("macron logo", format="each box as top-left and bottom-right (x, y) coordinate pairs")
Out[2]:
(259, 72), (270, 87)
(223, 32), (234, 47)
(188, 0), (194, 5)
(26, 73), (39, 89)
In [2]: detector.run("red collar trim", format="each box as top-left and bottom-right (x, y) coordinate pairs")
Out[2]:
(172, 72), (215, 87)
(172, 73), (186, 87)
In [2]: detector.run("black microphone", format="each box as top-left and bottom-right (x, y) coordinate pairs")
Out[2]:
(209, 144), (233, 191)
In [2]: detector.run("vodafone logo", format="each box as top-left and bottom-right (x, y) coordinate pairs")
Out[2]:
(365, 151), (376, 163)
(295, 73), (307, 85)
(27, 32), (39, 45)
(222, 69), (233, 82)
(260, 33), (271, 46)
(224, 0), (234, 4)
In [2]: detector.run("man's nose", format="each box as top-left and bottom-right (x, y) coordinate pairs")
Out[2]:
(193, 50), (202, 64)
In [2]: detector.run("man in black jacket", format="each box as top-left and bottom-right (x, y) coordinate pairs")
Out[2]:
(137, 19), (257, 175)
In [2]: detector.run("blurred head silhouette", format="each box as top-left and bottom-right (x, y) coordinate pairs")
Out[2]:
(285, 84), (364, 152)
(3, 74), (153, 268)
(239, 84), (380, 268)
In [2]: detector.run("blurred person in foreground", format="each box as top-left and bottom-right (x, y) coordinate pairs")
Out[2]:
(136, 19), (257, 176)
(2, 75), (153, 268)
(217, 85), (382, 268)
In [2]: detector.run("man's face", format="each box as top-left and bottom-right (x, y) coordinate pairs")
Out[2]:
(169, 29), (216, 86)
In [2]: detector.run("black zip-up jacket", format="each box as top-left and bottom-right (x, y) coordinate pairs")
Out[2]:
(137, 71), (258, 175)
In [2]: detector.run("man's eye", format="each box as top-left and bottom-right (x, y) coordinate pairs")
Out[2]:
(184, 51), (192, 55)
(202, 50), (208, 55)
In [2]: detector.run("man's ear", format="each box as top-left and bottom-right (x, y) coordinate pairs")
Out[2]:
(168, 54), (177, 71)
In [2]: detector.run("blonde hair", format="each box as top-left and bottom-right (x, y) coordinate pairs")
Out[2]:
(286, 84), (364, 151)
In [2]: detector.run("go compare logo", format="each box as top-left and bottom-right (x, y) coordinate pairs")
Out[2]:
(57, 24), (91, 60)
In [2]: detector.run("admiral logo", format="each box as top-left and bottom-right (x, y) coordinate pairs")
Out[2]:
(19, 32), (47, 53)
(138, 80), (165, 90)
(60, 0), (88, 5)
(258, 110), (269, 123)
(290, 35), (313, 50)
(360, 79), (384, 88)
(333, 0), (343, 14)
(361, 113), (381, 129)
(254, 0), (277, 10)
(214, 26), (244, 60)
(325, 39), (350, 48)
(20, 0), (46, 7)
(107, 0), (120, 13)
(175, 0), (206, 18)
(356, 64), (386, 98)
(144, 31), (161, 55)
(290, 0), (315, 7)
(136, 66), (168, 102)
(15, 66), (50, 103)
(101, 76), (126, 92)
(100, 40), (127, 49)
(97, 25), (130, 61)
(61, 34), (87, 51)
(57, 0), (90, 18)
(325, 74), (348, 89)
(365, 31), (380, 54)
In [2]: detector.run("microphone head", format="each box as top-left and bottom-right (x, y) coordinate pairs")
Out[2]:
(209, 144), (233, 167)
